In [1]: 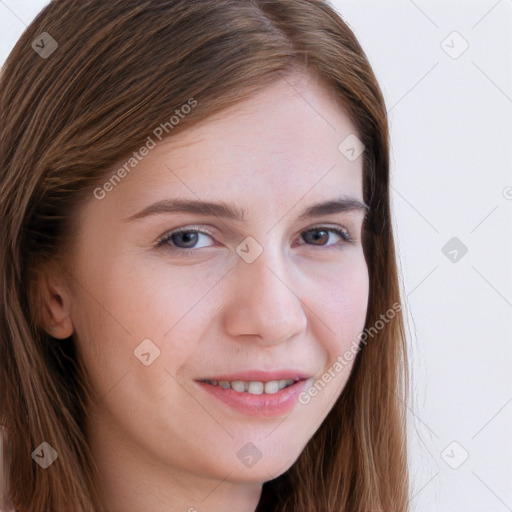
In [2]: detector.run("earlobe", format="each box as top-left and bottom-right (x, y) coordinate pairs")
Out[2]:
(41, 274), (74, 340)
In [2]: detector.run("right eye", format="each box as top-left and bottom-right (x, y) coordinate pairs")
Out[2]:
(156, 227), (217, 253)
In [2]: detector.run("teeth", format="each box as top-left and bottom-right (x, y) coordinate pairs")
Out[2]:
(203, 379), (297, 394)
(264, 381), (279, 394)
(248, 381), (264, 394)
(231, 380), (246, 392)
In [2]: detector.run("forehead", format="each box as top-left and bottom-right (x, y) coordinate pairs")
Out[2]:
(101, 71), (364, 216)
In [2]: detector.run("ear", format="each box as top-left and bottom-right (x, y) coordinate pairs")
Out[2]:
(40, 272), (75, 340)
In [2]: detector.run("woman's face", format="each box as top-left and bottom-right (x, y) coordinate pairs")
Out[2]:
(58, 72), (369, 486)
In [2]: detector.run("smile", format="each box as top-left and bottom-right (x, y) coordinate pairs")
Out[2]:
(201, 378), (299, 394)
(196, 377), (310, 417)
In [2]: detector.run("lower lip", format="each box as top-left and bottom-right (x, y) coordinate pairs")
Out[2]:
(196, 379), (309, 417)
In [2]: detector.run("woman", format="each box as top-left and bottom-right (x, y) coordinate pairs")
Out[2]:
(0, 1), (409, 510)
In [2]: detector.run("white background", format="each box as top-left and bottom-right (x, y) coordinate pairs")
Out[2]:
(1, 1), (511, 510)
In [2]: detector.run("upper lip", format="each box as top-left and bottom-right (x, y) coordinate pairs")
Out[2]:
(197, 370), (312, 382)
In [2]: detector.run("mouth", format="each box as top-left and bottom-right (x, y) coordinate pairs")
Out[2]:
(195, 372), (311, 417)
(200, 377), (302, 394)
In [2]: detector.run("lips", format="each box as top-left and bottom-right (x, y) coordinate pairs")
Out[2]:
(197, 370), (311, 382)
(194, 369), (312, 416)
(197, 370), (310, 394)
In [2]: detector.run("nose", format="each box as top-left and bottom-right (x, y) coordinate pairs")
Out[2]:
(221, 245), (308, 346)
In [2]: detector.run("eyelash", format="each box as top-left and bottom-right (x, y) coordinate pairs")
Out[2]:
(155, 224), (354, 256)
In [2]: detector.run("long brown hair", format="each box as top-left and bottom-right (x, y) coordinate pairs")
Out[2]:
(0, 1), (409, 510)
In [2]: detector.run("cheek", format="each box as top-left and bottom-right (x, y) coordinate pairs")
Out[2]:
(71, 256), (224, 385)
(295, 256), (368, 411)
(306, 250), (369, 356)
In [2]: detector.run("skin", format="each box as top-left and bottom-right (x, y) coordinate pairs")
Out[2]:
(41, 71), (369, 512)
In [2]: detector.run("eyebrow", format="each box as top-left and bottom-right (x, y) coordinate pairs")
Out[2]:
(124, 196), (369, 223)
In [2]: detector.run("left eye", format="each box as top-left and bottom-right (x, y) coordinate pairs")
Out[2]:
(156, 226), (353, 252)
(300, 226), (352, 247)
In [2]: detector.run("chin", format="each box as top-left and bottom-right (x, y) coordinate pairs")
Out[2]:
(231, 454), (299, 483)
